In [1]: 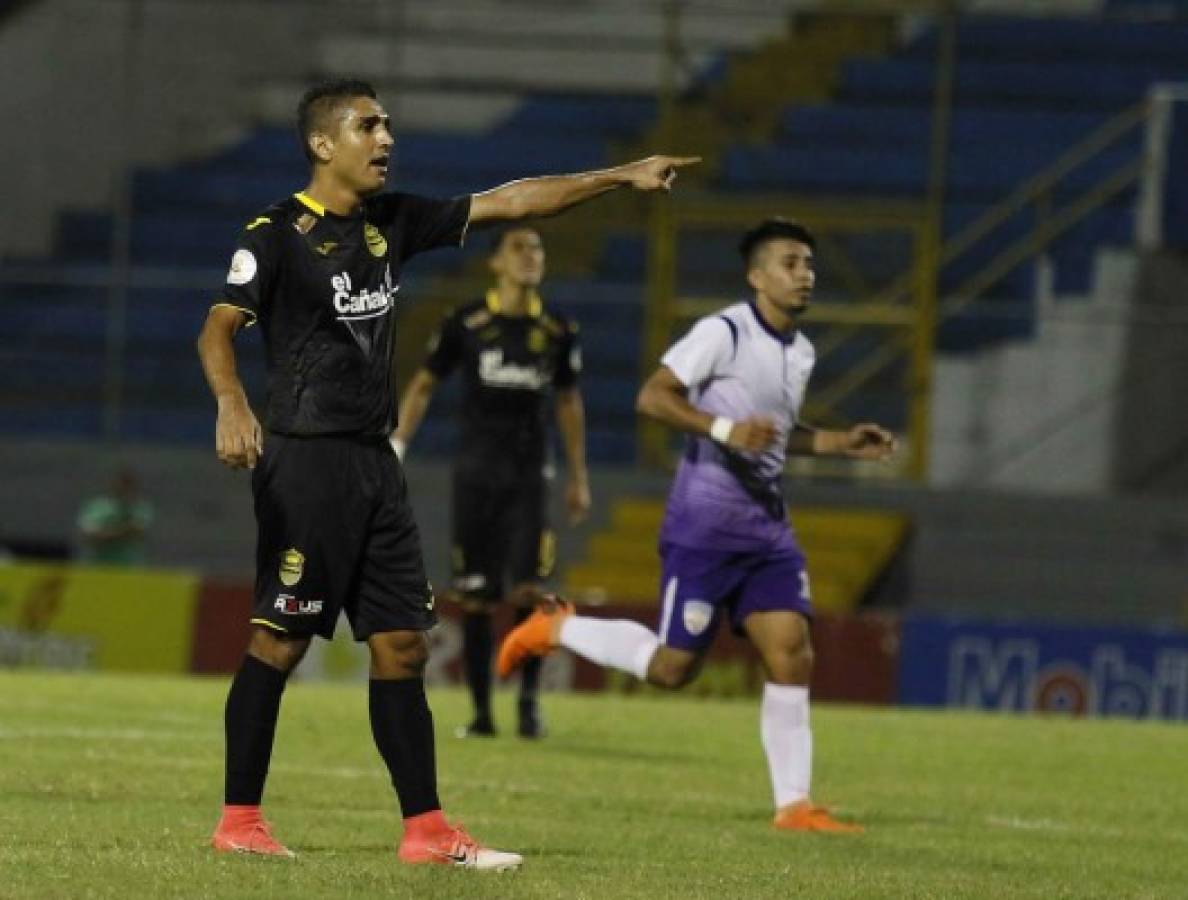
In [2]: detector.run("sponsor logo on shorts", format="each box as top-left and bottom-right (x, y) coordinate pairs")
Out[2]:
(279, 548), (304, 587)
(274, 593), (323, 615)
(682, 600), (713, 636)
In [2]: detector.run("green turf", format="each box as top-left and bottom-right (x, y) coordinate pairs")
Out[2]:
(1, 671), (1186, 899)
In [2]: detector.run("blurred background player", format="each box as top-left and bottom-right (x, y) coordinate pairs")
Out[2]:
(393, 225), (588, 740)
(196, 77), (696, 867)
(75, 468), (155, 566)
(499, 218), (896, 833)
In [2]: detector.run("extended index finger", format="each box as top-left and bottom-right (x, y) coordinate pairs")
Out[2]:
(665, 156), (702, 168)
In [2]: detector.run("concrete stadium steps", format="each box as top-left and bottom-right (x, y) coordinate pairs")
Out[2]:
(563, 497), (909, 614)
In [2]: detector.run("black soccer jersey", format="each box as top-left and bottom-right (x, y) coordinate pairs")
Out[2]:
(424, 291), (581, 467)
(215, 191), (470, 436)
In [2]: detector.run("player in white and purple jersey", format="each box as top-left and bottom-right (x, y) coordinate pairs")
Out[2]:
(498, 218), (896, 834)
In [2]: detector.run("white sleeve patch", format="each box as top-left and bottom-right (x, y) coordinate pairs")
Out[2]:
(226, 248), (257, 286)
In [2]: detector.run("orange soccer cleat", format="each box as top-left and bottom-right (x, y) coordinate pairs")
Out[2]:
(773, 800), (864, 835)
(496, 596), (574, 678)
(211, 815), (296, 858)
(398, 822), (522, 871)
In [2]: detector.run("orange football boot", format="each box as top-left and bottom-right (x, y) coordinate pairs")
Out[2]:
(211, 816), (296, 858)
(773, 800), (864, 834)
(496, 596), (574, 678)
(398, 822), (522, 871)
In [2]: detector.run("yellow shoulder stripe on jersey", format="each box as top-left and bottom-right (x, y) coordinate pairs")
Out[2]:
(294, 191), (325, 216)
(245, 216), (271, 231)
(210, 301), (258, 328)
(250, 618), (288, 633)
(485, 288), (543, 317)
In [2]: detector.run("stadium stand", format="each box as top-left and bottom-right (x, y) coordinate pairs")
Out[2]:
(2, 8), (1186, 464)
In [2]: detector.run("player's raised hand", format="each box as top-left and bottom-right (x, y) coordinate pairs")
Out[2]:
(619, 155), (701, 192)
(727, 416), (780, 453)
(843, 423), (897, 461)
(215, 393), (263, 469)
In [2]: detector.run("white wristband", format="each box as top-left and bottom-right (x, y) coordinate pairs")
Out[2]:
(390, 436), (407, 460)
(709, 417), (734, 444)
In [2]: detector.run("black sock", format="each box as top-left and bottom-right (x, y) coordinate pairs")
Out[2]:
(224, 654), (289, 806)
(369, 678), (441, 818)
(514, 607), (542, 707)
(462, 612), (493, 722)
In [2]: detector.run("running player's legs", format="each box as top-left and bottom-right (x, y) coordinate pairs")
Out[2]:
(728, 541), (814, 682)
(646, 542), (748, 687)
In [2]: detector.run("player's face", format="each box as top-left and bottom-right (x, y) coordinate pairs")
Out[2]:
(490, 229), (545, 288)
(748, 239), (815, 313)
(326, 97), (394, 196)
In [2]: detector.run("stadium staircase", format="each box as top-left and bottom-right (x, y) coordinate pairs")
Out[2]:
(563, 496), (909, 614)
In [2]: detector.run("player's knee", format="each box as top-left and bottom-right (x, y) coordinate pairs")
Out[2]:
(367, 629), (430, 678)
(648, 655), (697, 690)
(764, 642), (813, 685)
(247, 628), (309, 673)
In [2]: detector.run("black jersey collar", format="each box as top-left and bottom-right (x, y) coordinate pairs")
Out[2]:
(486, 288), (542, 318)
(294, 191), (363, 221)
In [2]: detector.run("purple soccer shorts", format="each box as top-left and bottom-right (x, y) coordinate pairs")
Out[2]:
(656, 539), (813, 654)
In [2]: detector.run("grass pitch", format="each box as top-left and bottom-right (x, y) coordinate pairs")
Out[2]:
(1, 671), (1186, 899)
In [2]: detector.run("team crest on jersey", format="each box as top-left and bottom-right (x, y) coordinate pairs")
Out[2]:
(682, 600), (713, 636)
(363, 222), (388, 257)
(528, 328), (547, 353)
(279, 548), (305, 586)
(294, 213), (317, 235)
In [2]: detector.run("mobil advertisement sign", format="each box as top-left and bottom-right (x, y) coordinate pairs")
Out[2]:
(898, 616), (1188, 720)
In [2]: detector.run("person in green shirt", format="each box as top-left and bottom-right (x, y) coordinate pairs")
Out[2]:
(76, 470), (154, 565)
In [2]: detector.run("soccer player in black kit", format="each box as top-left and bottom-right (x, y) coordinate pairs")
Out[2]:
(196, 78), (696, 869)
(393, 226), (589, 740)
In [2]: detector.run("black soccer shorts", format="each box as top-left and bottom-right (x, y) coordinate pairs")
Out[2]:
(250, 433), (436, 640)
(449, 463), (554, 603)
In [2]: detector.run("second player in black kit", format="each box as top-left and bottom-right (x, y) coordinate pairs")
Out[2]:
(395, 226), (588, 739)
(197, 77), (698, 868)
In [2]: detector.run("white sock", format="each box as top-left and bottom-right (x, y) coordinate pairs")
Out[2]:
(761, 683), (812, 810)
(559, 616), (659, 681)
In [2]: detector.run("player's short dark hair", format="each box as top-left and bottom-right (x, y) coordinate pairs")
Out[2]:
(488, 224), (542, 254)
(739, 218), (816, 268)
(296, 79), (378, 164)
